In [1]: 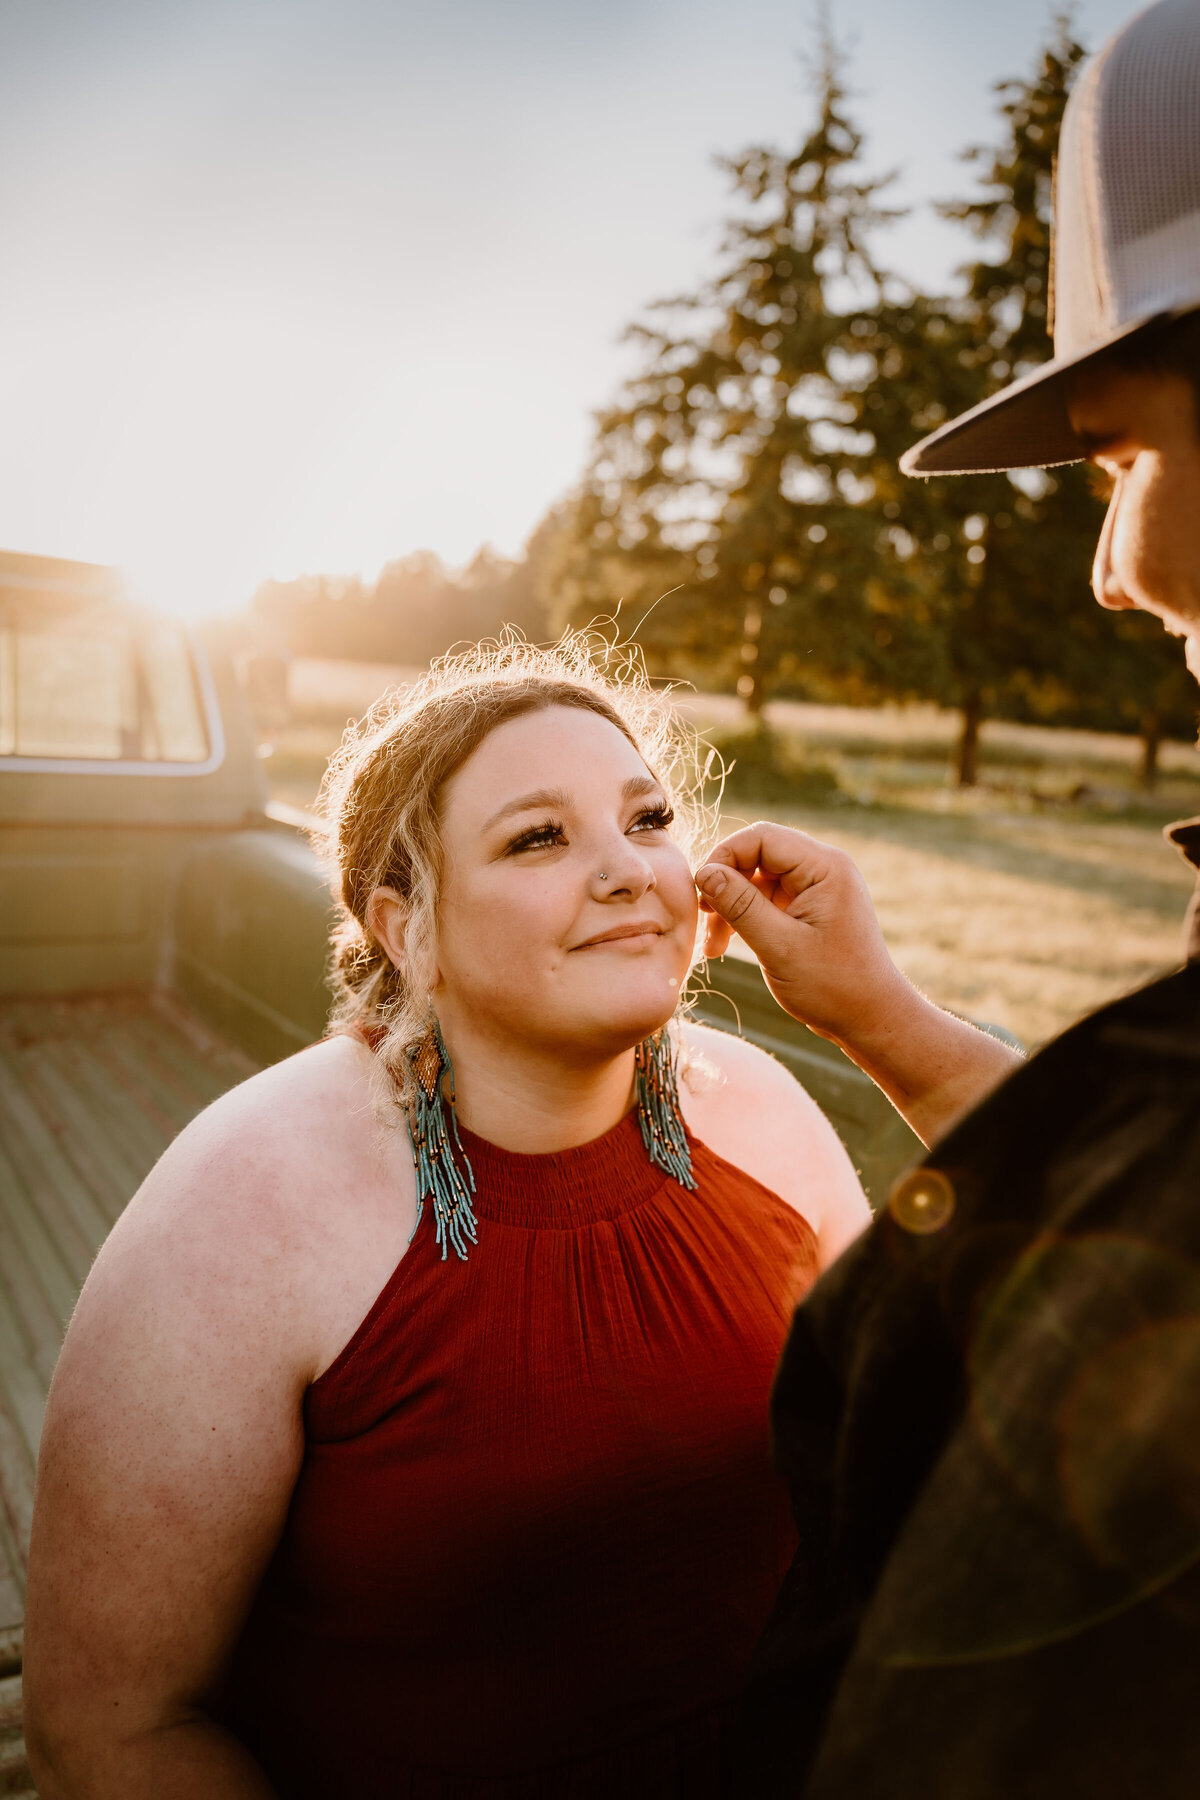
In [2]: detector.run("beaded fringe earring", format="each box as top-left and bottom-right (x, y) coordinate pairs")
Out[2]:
(406, 1011), (478, 1262)
(635, 1026), (696, 1191)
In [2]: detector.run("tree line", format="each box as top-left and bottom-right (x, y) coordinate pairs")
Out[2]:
(251, 537), (551, 672)
(253, 13), (1195, 787)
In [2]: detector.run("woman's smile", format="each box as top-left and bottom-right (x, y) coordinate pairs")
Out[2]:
(570, 920), (667, 951)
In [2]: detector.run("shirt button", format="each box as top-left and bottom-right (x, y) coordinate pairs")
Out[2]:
(887, 1166), (956, 1235)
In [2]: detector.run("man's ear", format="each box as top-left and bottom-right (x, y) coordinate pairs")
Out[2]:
(367, 886), (408, 973)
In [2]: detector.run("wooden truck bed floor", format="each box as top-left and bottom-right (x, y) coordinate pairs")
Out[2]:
(0, 990), (257, 1791)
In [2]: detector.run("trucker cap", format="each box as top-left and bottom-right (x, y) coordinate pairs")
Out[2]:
(902, 0), (1200, 477)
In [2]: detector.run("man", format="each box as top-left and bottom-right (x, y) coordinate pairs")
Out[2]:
(699, 3), (1200, 1794)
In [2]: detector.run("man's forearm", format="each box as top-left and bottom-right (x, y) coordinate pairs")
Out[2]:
(29, 1715), (279, 1800)
(829, 984), (1023, 1148)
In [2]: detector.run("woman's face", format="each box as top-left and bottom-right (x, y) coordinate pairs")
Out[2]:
(432, 705), (698, 1062)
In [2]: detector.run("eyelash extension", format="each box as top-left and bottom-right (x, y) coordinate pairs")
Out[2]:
(506, 819), (566, 855)
(505, 803), (674, 856)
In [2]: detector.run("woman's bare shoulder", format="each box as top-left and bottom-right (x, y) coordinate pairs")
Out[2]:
(72, 1030), (418, 1389)
(135, 1033), (386, 1213)
(679, 1019), (871, 1266)
(107, 1034), (413, 1316)
(180, 1030), (377, 1151)
(680, 1019), (825, 1136)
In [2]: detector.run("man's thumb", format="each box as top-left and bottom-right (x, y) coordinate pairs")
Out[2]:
(695, 864), (778, 948)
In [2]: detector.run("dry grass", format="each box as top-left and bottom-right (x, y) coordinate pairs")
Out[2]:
(260, 658), (1200, 1049)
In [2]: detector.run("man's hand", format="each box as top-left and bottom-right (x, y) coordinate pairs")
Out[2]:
(695, 822), (909, 1044)
(695, 822), (1023, 1147)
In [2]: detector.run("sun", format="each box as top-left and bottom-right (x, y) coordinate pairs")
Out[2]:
(121, 546), (266, 624)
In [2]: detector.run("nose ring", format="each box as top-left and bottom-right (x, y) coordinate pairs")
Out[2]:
(598, 872), (608, 881)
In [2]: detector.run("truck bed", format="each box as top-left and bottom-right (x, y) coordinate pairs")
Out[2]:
(0, 991), (256, 1788)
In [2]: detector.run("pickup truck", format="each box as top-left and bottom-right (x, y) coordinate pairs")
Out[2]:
(0, 548), (924, 1794)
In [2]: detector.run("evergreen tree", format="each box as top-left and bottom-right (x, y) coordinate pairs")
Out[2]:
(914, 11), (1198, 784)
(545, 9), (1196, 781)
(794, 11), (1098, 785)
(920, 11), (1098, 783)
(552, 20), (897, 712)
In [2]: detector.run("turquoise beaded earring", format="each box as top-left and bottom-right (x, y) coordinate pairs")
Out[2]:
(635, 1026), (696, 1190)
(406, 1010), (478, 1262)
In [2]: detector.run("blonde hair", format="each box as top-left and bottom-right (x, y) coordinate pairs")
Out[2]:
(316, 632), (713, 1106)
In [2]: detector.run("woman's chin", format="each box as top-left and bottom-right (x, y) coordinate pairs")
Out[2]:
(567, 969), (684, 1050)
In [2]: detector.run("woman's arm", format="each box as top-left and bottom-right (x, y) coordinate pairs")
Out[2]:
(695, 823), (1022, 1146)
(22, 1095), (327, 1797)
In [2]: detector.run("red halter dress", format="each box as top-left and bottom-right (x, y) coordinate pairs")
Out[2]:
(220, 1109), (818, 1797)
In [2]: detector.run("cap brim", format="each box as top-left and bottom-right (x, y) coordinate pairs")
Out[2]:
(899, 312), (1174, 477)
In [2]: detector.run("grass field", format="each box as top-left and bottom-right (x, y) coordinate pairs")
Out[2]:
(260, 658), (1200, 1049)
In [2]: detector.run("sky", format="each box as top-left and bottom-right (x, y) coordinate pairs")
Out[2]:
(0, 0), (1137, 617)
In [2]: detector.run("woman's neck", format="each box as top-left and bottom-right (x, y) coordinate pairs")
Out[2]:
(433, 1015), (637, 1155)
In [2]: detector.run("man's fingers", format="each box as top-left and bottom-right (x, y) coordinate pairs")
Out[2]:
(702, 823), (780, 875)
(703, 821), (835, 897)
(696, 862), (778, 941)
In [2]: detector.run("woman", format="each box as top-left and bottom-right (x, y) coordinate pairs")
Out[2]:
(24, 638), (869, 1798)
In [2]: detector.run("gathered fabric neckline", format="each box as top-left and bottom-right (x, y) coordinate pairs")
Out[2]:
(454, 1106), (676, 1229)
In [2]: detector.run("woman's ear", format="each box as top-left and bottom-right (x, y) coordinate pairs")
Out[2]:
(367, 886), (408, 973)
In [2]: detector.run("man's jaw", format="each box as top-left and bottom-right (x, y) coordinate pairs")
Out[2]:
(1147, 607), (1200, 682)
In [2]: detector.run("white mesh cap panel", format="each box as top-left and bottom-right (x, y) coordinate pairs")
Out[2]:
(1099, 0), (1200, 324)
(902, 0), (1200, 474)
(1053, 44), (1116, 357)
(1098, 0), (1200, 250)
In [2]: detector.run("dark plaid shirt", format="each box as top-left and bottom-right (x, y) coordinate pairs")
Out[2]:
(730, 818), (1200, 1800)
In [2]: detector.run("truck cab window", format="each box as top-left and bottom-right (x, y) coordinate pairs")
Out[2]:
(0, 604), (210, 764)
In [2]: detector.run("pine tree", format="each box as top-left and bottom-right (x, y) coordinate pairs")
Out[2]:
(931, 12), (1096, 782)
(833, 12), (1099, 785)
(914, 11), (1198, 784)
(552, 19), (897, 712)
(550, 9), (1195, 779)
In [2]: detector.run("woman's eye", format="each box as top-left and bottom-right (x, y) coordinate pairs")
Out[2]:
(630, 805), (674, 834)
(506, 821), (567, 854)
